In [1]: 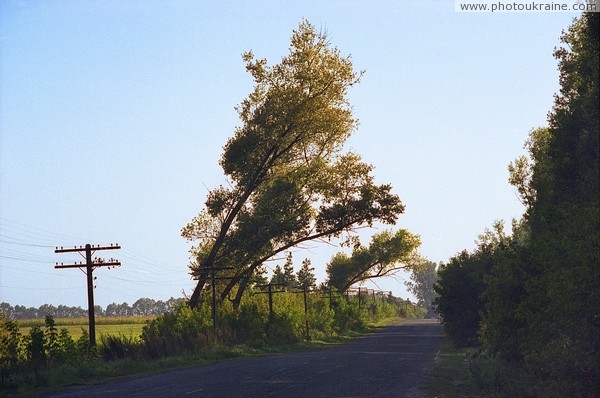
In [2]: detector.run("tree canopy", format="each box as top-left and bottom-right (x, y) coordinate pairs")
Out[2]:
(326, 229), (420, 292)
(434, 13), (599, 396)
(182, 20), (405, 308)
(297, 258), (317, 290)
(405, 258), (439, 318)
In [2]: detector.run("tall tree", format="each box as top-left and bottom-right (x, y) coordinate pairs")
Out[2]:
(282, 252), (297, 290)
(182, 20), (405, 308)
(326, 229), (420, 292)
(405, 258), (439, 318)
(434, 239), (497, 347)
(518, 12), (599, 395)
(270, 265), (285, 286)
(297, 258), (317, 290)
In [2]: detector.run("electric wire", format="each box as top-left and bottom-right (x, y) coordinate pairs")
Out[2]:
(1, 216), (191, 303)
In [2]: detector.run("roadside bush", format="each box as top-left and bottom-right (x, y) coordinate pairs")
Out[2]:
(1, 313), (23, 387)
(226, 298), (268, 344)
(267, 312), (300, 345)
(267, 293), (305, 344)
(99, 334), (141, 361)
(141, 301), (212, 358)
(307, 297), (334, 339)
(332, 297), (366, 333)
(467, 351), (534, 397)
(25, 325), (46, 369)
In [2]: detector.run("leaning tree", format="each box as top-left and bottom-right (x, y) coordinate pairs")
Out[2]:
(182, 20), (405, 308)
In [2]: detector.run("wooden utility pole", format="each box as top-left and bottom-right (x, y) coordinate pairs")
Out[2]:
(55, 244), (121, 346)
(255, 283), (286, 321)
(195, 267), (234, 336)
(302, 285), (310, 341)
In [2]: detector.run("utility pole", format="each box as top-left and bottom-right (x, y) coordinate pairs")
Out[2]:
(302, 285), (310, 341)
(255, 283), (286, 321)
(55, 244), (121, 346)
(195, 267), (234, 337)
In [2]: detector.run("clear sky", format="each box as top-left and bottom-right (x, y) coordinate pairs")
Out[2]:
(0, 1), (580, 308)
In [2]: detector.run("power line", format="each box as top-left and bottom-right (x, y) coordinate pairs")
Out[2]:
(55, 243), (121, 346)
(0, 285), (82, 291)
(0, 255), (53, 264)
(0, 236), (56, 248)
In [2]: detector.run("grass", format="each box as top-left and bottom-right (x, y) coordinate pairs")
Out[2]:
(426, 333), (480, 398)
(426, 332), (535, 398)
(16, 317), (152, 339)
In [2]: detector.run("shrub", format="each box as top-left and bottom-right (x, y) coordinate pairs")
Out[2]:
(141, 301), (213, 358)
(226, 298), (268, 344)
(99, 334), (140, 361)
(332, 296), (366, 333)
(307, 297), (334, 339)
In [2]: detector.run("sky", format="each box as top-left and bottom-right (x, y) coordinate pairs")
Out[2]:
(0, 1), (581, 309)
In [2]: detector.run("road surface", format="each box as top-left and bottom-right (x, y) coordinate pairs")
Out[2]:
(41, 319), (441, 398)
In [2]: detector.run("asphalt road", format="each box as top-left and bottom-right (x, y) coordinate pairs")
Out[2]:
(41, 319), (442, 398)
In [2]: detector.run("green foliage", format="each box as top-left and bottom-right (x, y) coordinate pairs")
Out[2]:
(479, 242), (529, 362)
(282, 252), (298, 291)
(434, 13), (599, 397)
(141, 301), (213, 358)
(511, 13), (598, 396)
(141, 290), (409, 354)
(0, 314), (101, 388)
(25, 325), (46, 368)
(326, 229), (421, 292)
(0, 313), (23, 386)
(270, 264), (286, 286)
(183, 20), (405, 308)
(434, 246), (494, 348)
(297, 258), (317, 290)
(331, 296), (367, 333)
(405, 258), (439, 317)
(269, 252), (298, 290)
(307, 297), (334, 339)
(99, 334), (140, 361)
(234, 300), (269, 343)
(268, 293), (305, 343)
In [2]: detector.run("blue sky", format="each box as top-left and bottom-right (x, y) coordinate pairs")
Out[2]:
(0, 1), (579, 308)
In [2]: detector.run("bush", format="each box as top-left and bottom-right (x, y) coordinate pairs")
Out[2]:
(99, 334), (140, 361)
(141, 302), (212, 358)
(332, 296), (366, 333)
(467, 351), (534, 397)
(226, 298), (268, 344)
(307, 297), (334, 339)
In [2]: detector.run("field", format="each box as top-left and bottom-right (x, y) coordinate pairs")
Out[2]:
(16, 317), (154, 339)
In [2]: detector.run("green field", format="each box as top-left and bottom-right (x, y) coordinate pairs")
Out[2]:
(16, 317), (153, 339)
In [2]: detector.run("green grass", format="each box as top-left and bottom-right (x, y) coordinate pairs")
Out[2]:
(16, 317), (152, 339)
(426, 332), (535, 398)
(426, 333), (480, 398)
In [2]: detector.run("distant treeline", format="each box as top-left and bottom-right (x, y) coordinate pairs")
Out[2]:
(0, 297), (184, 319)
